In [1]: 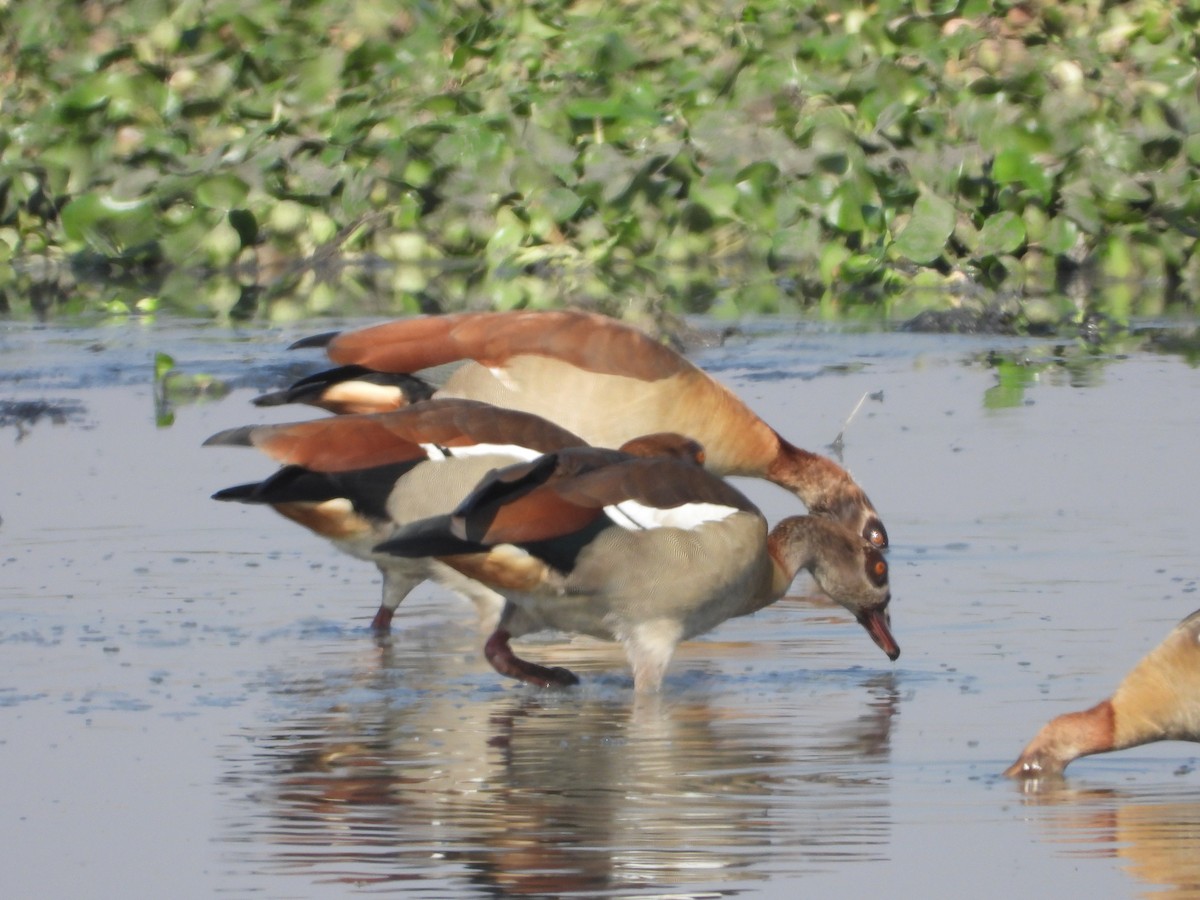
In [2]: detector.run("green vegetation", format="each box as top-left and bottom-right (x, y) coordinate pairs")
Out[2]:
(2, 0), (1198, 327)
(153, 350), (228, 425)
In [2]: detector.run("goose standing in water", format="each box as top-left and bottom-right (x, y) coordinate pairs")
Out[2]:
(379, 446), (899, 692)
(1005, 608), (1200, 778)
(208, 399), (703, 631)
(268, 310), (889, 550)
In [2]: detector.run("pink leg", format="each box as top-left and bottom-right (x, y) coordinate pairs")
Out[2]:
(370, 604), (394, 632)
(484, 627), (579, 688)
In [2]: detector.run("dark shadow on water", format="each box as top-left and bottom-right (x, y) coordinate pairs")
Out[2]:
(0, 398), (88, 439)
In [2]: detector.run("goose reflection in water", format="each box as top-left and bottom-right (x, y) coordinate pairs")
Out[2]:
(219, 635), (901, 895)
(1008, 782), (1200, 898)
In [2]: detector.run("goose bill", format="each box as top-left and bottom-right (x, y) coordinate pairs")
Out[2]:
(857, 608), (900, 661)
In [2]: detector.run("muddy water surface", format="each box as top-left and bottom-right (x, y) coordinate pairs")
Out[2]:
(3, 319), (1199, 898)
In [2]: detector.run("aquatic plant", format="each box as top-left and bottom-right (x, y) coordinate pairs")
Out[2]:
(1, 0), (1197, 327)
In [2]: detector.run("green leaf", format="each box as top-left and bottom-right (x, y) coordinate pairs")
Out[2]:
(195, 174), (250, 209)
(486, 207), (528, 259)
(735, 161), (780, 192)
(977, 211), (1027, 255)
(1099, 174), (1152, 204)
(1042, 216), (1080, 255)
(1062, 181), (1102, 234)
(296, 49), (343, 106)
(985, 361), (1038, 409)
(771, 219), (820, 261)
(1100, 235), (1134, 279)
(893, 191), (956, 264)
(691, 181), (739, 219)
(843, 253), (884, 282)
(154, 352), (176, 381)
(825, 182), (866, 233)
(59, 193), (157, 250)
(991, 148), (1052, 198)
(539, 187), (584, 223)
(565, 97), (627, 119)
(1185, 133), (1200, 165)
(222, 12), (267, 44)
(819, 243), (851, 286)
(57, 77), (112, 116)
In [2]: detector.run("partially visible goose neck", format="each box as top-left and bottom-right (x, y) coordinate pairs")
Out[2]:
(764, 516), (826, 598)
(766, 437), (853, 506)
(768, 436), (886, 549)
(1005, 701), (1116, 778)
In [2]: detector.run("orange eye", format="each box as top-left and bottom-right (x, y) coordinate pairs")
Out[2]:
(864, 520), (888, 549)
(865, 552), (888, 587)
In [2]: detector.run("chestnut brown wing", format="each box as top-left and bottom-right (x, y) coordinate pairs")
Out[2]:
(452, 452), (757, 546)
(301, 310), (695, 382)
(204, 398), (585, 472)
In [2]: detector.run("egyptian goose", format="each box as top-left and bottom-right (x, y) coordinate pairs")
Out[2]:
(208, 399), (588, 630)
(207, 399), (703, 631)
(1005, 608), (1200, 778)
(378, 447), (899, 692)
(273, 310), (888, 550)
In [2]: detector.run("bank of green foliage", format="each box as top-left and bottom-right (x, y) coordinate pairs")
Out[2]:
(1, 0), (1198, 325)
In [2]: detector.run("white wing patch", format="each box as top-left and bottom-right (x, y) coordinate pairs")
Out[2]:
(488, 365), (520, 391)
(486, 543), (535, 563)
(323, 382), (401, 407)
(419, 442), (544, 463)
(604, 500), (739, 531)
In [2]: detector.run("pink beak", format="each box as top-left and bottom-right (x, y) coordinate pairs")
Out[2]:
(857, 607), (900, 661)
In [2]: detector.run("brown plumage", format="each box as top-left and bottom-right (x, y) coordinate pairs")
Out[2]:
(207, 397), (584, 473)
(1005, 608), (1200, 778)
(207, 400), (589, 630)
(379, 448), (899, 692)
(278, 310), (888, 550)
(207, 400), (704, 632)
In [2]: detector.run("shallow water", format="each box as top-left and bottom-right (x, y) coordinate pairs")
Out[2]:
(3, 318), (1199, 898)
